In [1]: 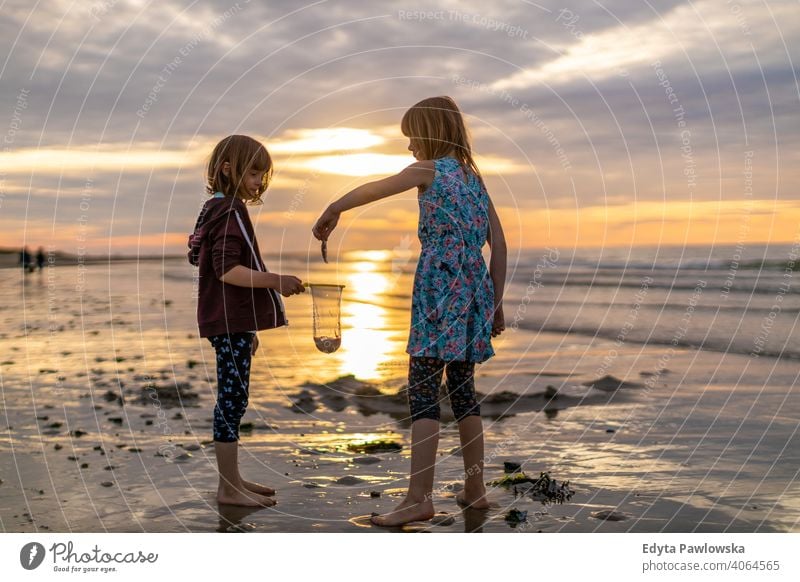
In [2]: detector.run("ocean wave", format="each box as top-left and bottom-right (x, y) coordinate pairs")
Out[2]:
(512, 320), (800, 361)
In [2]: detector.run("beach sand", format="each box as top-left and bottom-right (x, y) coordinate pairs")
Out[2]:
(1, 258), (798, 532)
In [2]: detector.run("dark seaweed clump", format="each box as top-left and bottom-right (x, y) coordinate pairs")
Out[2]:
(488, 471), (574, 505)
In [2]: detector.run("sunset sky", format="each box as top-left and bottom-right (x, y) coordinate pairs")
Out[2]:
(1, 0), (798, 256)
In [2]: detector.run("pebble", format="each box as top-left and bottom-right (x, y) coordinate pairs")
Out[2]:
(335, 475), (366, 485)
(504, 509), (528, 524)
(370, 491), (381, 498)
(184, 443), (202, 451)
(590, 510), (628, 522)
(54, 444), (63, 451)
(100, 481), (114, 487)
(431, 512), (455, 526)
(353, 456), (381, 465)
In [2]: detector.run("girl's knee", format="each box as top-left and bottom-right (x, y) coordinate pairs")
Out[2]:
(410, 406), (441, 423)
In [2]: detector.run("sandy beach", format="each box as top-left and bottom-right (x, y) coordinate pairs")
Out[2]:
(1, 250), (798, 533)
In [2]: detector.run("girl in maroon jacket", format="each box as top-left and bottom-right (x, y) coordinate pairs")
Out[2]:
(188, 135), (305, 507)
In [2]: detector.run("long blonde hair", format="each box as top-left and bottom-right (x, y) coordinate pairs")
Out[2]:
(400, 96), (483, 185)
(205, 135), (273, 204)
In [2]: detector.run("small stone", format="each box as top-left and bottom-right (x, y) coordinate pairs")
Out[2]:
(80, 463), (88, 469)
(431, 512), (455, 526)
(590, 510), (628, 522)
(353, 456), (381, 465)
(370, 491), (381, 498)
(100, 481), (114, 487)
(54, 444), (63, 451)
(184, 443), (201, 451)
(505, 508), (528, 524)
(335, 475), (366, 485)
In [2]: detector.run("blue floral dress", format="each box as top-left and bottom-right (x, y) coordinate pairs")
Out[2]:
(406, 156), (495, 363)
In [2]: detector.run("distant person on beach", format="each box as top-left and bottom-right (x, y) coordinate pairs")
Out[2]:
(36, 247), (45, 271)
(19, 246), (34, 273)
(187, 134), (306, 507)
(313, 96), (507, 526)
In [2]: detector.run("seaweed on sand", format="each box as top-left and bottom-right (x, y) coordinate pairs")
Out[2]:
(488, 471), (574, 505)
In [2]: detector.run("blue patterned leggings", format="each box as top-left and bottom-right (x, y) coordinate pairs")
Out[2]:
(208, 332), (254, 442)
(407, 356), (480, 423)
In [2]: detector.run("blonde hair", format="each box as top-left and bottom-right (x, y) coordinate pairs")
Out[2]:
(205, 135), (273, 204)
(400, 96), (483, 185)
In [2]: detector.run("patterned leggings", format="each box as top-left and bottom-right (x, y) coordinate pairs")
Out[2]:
(407, 356), (481, 423)
(208, 332), (254, 442)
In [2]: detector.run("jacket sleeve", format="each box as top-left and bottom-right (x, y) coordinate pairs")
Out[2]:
(210, 215), (245, 280)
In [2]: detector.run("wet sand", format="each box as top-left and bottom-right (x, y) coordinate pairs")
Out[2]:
(1, 259), (798, 532)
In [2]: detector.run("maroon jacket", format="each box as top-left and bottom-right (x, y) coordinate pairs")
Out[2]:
(187, 193), (287, 338)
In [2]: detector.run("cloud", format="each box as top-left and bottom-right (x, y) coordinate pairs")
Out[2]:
(1, 0), (797, 253)
(491, 0), (800, 89)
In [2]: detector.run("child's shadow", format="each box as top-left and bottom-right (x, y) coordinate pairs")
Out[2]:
(461, 506), (491, 533)
(216, 502), (265, 533)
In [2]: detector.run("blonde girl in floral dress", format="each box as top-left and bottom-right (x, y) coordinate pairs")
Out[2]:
(313, 96), (507, 526)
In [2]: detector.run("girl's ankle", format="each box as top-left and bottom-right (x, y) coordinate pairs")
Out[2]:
(218, 480), (244, 494)
(406, 491), (433, 504)
(464, 479), (486, 495)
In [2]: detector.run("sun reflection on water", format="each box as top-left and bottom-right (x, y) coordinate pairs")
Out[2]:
(335, 261), (404, 380)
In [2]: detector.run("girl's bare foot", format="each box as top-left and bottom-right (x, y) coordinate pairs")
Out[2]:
(370, 497), (435, 527)
(456, 488), (490, 509)
(241, 479), (275, 496)
(217, 486), (276, 507)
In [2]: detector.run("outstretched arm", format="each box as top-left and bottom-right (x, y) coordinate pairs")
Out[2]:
(312, 162), (433, 241)
(486, 196), (507, 337)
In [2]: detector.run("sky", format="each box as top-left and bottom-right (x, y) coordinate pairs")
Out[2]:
(0, 0), (798, 256)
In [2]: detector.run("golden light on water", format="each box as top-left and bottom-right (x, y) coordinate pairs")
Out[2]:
(336, 261), (399, 380)
(346, 250), (393, 262)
